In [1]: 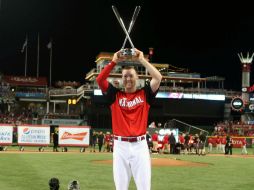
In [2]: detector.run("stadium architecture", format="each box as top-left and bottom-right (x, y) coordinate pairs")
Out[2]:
(0, 51), (249, 129)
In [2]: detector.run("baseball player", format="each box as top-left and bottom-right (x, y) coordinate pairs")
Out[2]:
(241, 138), (248, 155)
(96, 48), (162, 190)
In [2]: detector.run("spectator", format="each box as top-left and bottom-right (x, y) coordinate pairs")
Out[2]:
(53, 129), (59, 152)
(184, 132), (190, 154)
(221, 136), (226, 153)
(146, 131), (153, 152)
(241, 138), (248, 155)
(103, 131), (111, 152)
(215, 136), (221, 153)
(148, 121), (157, 128)
(225, 135), (232, 155)
(169, 132), (176, 154)
(198, 131), (206, 155)
(178, 133), (185, 153)
(68, 180), (80, 190)
(97, 131), (104, 152)
(161, 133), (169, 154)
(207, 137), (213, 153)
(90, 131), (97, 152)
(49, 177), (60, 190)
(152, 131), (159, 153)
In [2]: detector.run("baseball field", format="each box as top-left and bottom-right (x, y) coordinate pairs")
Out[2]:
(0, 147), (254, 190)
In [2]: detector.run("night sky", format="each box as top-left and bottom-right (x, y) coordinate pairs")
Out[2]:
(1, 0), (254, 90)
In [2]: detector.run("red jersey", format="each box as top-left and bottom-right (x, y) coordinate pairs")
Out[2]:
(208, 138), (213, 144)
(221, 137), (226, 145)
(216, 137), (221, 144)
(104, 134), (111, 142)
(152, 133), (158, 141)
(242, 138), (246, 146)
(163, 134), (169, 144)
(179, 135), (185, 144)
(104, 83), (156, 137)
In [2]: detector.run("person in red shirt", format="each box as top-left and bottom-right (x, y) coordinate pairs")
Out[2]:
(103, 131), (111, 152)
(207, 137), (213, 153)
(215, 135), (221, 153)
(161, 133), (169, 153)
(221, 136), (226, 153)
(241, 138), (248, 155)
(179, 133), (185, 153)
(151, 131), (159, 153)
(96, 48), (162, 190)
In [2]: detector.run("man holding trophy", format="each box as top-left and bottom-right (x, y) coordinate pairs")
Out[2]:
(96, 6), (162, 190)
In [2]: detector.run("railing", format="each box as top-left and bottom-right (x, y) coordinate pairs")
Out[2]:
(158, 86), (234, 95)
(49, 89), (77, 96)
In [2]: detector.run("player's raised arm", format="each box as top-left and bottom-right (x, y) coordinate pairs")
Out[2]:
(134, 48), (162, 92)
(96, 50), (123, 93)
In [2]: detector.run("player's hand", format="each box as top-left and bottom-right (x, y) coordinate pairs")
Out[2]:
(133, 48), (145, 62)
(112, 50), (125, 63)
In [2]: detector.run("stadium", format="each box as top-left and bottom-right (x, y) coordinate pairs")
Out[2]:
(1, 1), (254, 190)
(1, 50), (254, 190)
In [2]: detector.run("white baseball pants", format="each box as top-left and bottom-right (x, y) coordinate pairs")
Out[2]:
(113, 138), (151, 190)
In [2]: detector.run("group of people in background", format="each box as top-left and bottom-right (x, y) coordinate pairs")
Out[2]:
(213, 120), (254, 137)
(89, 130), (114, 153)
(146, 130), (207, 155)
(207, 135), (248, 155)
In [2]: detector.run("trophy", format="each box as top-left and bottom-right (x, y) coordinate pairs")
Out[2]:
(112, 5), (141, 62)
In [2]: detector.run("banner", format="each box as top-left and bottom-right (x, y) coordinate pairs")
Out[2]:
(42, 119), (84, 126)
(157, 128), (179, 143)
(3, 75), (47, 86)
(18, 125), (50, 146)
(207, 136), (253, 148)
(0, 125), (13, 145)
(58, 126), (90, 147)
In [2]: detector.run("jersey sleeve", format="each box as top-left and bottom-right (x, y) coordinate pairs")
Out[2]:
(143, 82), (159, 105)
(103, 83), (119, 105)
(96, 61), (116, 93)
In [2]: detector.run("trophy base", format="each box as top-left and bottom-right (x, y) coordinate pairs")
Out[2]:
(118, 48), (140, 65)
(119, 48), (136, 60)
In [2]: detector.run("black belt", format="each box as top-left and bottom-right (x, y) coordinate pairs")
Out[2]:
(114, 136), (145, 143)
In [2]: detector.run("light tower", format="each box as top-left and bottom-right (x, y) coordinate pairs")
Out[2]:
(238, 52), (254, 123)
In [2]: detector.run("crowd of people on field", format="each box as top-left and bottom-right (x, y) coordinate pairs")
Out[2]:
(145, 130), (207, 155)
(87, 129), (114, 153)
(207, 135), (248, 155)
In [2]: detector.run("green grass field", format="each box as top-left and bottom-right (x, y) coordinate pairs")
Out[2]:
(0, 147), (254, 190)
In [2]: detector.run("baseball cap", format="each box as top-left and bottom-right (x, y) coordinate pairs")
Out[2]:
(68, 180), (80, 190)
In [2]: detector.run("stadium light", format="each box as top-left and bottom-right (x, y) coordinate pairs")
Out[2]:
(72, 99), (77, 105)
(67, 98), (77, 105)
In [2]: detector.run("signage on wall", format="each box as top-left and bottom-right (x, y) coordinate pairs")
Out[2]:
(242, 87), (248, 92)
(249, 104), (254, 111)
(231, 97), (244, 111)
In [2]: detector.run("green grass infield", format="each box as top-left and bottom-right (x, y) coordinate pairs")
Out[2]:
(0, 146), (254, 190)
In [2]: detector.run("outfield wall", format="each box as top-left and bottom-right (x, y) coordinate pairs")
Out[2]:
(207, 136), (254, 148)
(0, 124), (90, 147)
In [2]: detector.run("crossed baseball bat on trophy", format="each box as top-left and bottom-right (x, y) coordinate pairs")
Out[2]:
(112, 5), (141, 60)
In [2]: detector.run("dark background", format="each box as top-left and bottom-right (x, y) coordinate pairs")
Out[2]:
(1, 0), (254, 90)
(91, 95), (225, 128)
